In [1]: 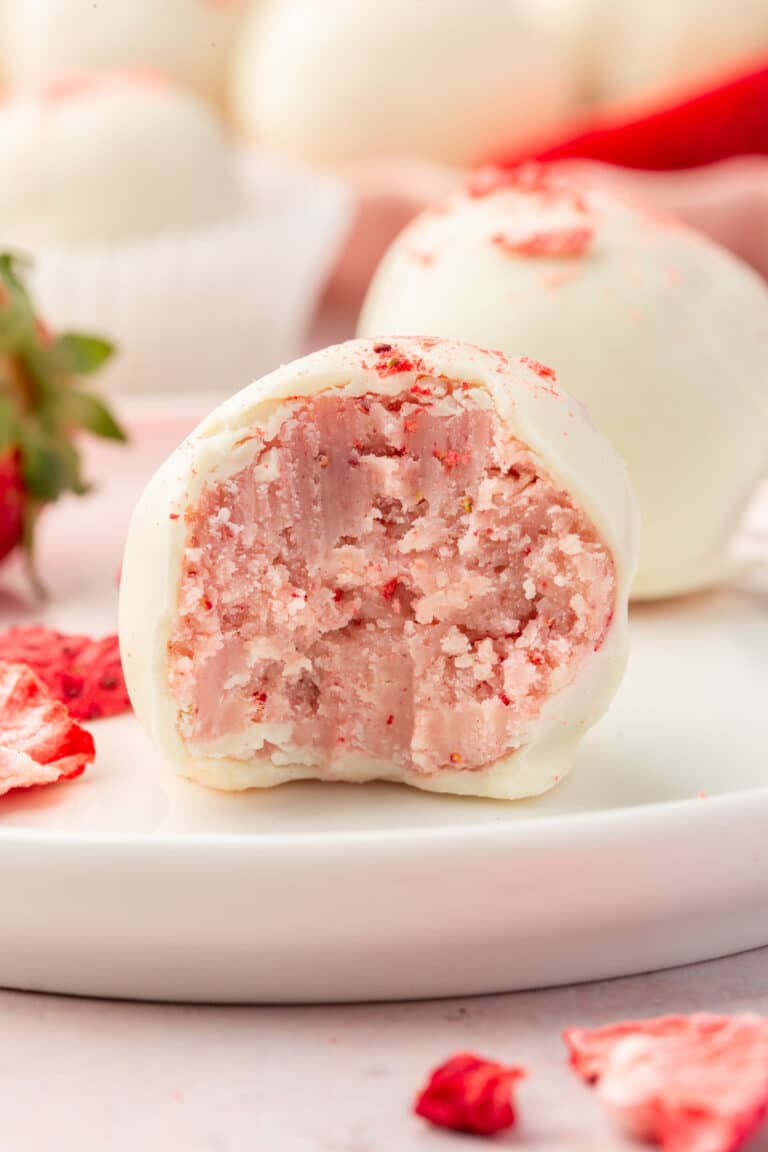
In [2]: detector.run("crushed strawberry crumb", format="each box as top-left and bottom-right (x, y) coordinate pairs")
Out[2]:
(0, 661), (94, 796)
(466, 165), (525, 198)
(520, 357), (558, 382)
(0, 627), (130, 721)
(373, 346), (424, 377)
(433, 448), (470, 470)
(414, 1052), (525, 1136)
(466, 163), (589, 211)
(565, 1014), (768, 1152)
(381, 578), (399, 601)
(492, 225), (593, 259)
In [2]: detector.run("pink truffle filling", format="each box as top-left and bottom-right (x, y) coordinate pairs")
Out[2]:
(169, 380), (615, 776)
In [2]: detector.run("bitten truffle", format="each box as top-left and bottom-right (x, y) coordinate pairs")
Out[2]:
(359, 168), (768, 599)
(119, 338), (637, 799)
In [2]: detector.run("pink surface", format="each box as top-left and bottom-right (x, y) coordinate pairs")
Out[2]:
(2, 948), (768, 1152)
(172, 384), (614, 775)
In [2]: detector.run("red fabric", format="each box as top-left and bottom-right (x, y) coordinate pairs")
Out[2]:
(494, 63), (768, 172)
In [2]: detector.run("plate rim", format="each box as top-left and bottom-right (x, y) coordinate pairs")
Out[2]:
(2, 781), (767, 850)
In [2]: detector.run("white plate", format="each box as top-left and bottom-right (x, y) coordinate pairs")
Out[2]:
(1, 402), (767, 1003)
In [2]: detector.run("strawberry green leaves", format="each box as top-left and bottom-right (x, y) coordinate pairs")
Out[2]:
(50, 332), (115, 376)
(0, 252), (125, 588)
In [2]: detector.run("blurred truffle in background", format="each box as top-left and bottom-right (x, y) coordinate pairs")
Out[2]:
(599, 0), (768, 107)
(0, 72), (239, 246)
(229, 0), (576, 165)
(3, 0), (247, 102)
(519, 0), (768, 112)
(518, 0), (615, 107)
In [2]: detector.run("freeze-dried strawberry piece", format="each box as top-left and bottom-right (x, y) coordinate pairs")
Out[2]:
(565, 1014), (768, 1152)
(414, 1051), (525, 1135)
(0, 661), (94, 796)
(0, 627), (130, 720)
(492, 224), (593, 259)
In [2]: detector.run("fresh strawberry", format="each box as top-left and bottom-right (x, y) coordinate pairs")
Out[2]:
(0, 450), (24, 563)
(0, 251), (125, 589)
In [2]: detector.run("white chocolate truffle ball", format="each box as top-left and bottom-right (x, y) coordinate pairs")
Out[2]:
(359, 170), (768, 599)
(4, 0), (246, 102)
(0, 3), (7, 81)
(519, 0), (616, 106)
(230, 0), (573, 165)
(599, 0), (768, 107)
(119, 337), (637, 799)
(0, 72), (239, 246)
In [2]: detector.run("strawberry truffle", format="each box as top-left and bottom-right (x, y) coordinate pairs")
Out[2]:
(0, 71), (239, 246)
(4, 0), (246, 102)
(359, 168), (768, 599)
(119, 338), (637, 799)
(230, 0), (573, 165)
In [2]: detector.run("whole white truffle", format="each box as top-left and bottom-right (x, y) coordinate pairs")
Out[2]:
(599, 0), (768, 106)
(230, 0), (573, 165)
(0, 72), (239, 246)
(359, 169), (768, 599)
(4, 0), (246, 101)
(519, 0), (616, 105)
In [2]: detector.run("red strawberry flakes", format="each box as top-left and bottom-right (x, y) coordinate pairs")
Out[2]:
(414, 1051), (525, 1136)
(492, 224), (593, 259)
(0, 661), (94, 796)
(0, 627), (131, 720)
(520, 357), (558, 382)
(565, 1014), (768, 1152)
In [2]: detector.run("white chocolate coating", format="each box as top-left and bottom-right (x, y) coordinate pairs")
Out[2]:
(4, 0), (246, 102)
(359, 175), (768, 599)
(229, 0), (573, 165)
(519, 0), (616, 105)
(119, 337), (638, 800)
(0, 3), (7, 82)
(599, 0), (768, 106)
(0, 73), (239, 246)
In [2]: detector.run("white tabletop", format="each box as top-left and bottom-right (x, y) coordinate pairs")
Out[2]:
(4, 946), (768, 1151)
